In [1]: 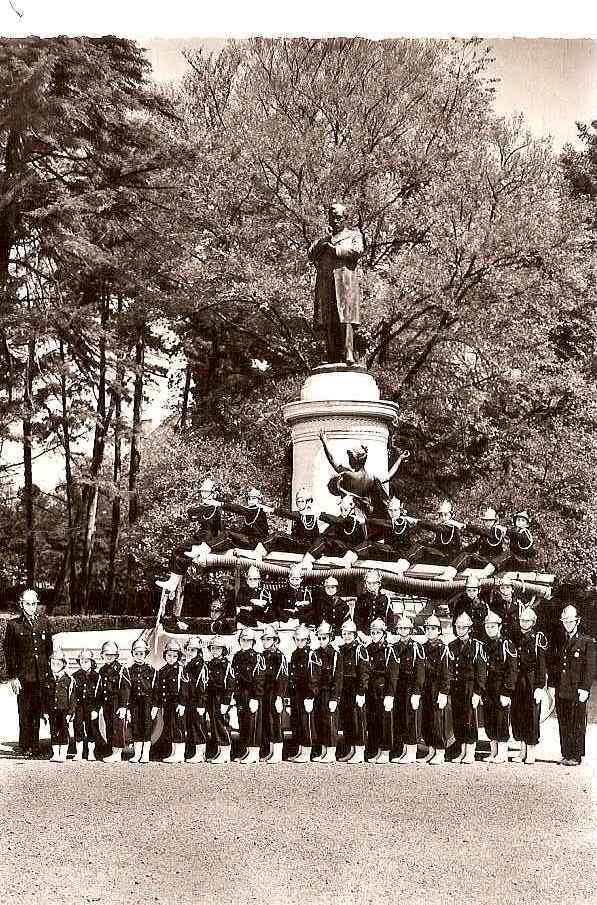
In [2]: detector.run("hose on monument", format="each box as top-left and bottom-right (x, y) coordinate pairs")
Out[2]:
(197, 553), (551, 600)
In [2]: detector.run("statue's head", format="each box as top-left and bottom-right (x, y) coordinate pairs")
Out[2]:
(347, 444), (367, 470)
(328, 202), (348, 232)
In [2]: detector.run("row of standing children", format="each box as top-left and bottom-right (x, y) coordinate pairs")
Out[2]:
(43, 596), (583, 767)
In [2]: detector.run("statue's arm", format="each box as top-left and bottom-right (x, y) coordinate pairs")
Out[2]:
(319, 430), (343, 474)
(308, 236), (329, 262)
(334, 230), (364, 264)
(378, 450), (410, 484)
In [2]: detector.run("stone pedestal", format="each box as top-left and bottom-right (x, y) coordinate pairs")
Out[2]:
(283, 364), (400, 518)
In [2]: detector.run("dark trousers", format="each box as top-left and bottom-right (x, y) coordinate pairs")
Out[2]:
(162, 701), (186, 744)
(17, 682), (43, 751)
(291, 688), (317, 748)
(451, 681), (478, 744)
(101, 700), (127, 750)
(262, 688), (284, 747)
(48, 710), (70, 745)
(129, 698), (153, 743)
(339, 679), (366, 748)
(236, 690), (262, 750)
(511, 673), (541, 745)
(315, 688), (339, 748)
(555, 693), (587, 760)
(74, 705), (98, 744)
(207, 694), (231, 747)
(185, 704), (208, 747)
(452, 551), (508, 572)
(393, 680), (421, 748)
(421, 686), (450, 749)
(367, 686), (394, 753)
(408, 544), (452, 567)
(483, 688), (511, 742)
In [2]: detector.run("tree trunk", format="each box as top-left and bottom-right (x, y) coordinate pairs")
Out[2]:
(22, 335), (35, 587)
(178, 360), (192, 432)
(126, 324), (145, 610)
(56, 340), (75, 612)
(78, 285), (109, 612)
(107, 321), (125, 612)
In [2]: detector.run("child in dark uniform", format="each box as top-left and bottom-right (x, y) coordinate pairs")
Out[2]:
(128, 638), (156, 765)
(42, 648), (76, 763)
(94, 639), (131, 764)
(151, 638), (189, 765)
(72, 648), (99, 762)
(204, 636), (234, 764)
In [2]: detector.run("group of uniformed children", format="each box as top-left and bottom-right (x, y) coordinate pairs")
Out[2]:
(44, 597), (593, 768)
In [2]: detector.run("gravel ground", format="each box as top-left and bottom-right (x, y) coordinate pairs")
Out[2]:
(0, 756), (594, 905)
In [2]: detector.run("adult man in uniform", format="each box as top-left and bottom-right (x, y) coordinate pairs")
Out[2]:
(548, 605), (594, 766)
(308, 202), (364, 365)
(3, 588), (53, 756)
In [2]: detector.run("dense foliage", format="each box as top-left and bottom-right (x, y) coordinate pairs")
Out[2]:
(0, 37), (593, 606)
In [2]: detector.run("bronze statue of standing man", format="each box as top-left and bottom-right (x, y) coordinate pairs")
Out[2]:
(308, 202), (364, 365)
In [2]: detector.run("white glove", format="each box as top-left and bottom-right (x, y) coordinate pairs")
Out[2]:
(248, 698), (259, 713)
(220, 703), (229, 716)
(117, 707), (127, 720)
(471, 693), (481, 710)
(437, 692), (448, 710)
(303, 698), (314, 713)
(10, 678), (21, 695)
(533, 688), (543, 704)
(355, 694), (365, 708)
(578, 689), (589, 704)
(383, 696), (394, 712)
(410, 694), (421, 711)
(90, 710), (98, 721)
(176, 704), (186, 716)
(328, 700), (337, 713)
(197, 707), (206, 716)
(499, 695), (511, 708)
(66, 713), (74, 723)
(151, 706), (159, 720)
(274, 696), (283, 714)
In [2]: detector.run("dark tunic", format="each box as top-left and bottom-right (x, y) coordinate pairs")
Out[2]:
(392, 638), (425, 748)
(548, 631), (594, 761)
(261, 648), (289, 747)
(42, 670), (77, 744)
(128, 662), (156, 742)
(448, 637), (487, 745)
(367, 641), (399, 753)
(421, 639), (452, 750)
(289, 646), (321, 748)
(3, 611), (53, 752)
(152, 662), (189, 745)
(353, 591), (392, 634)
(511, 630), (547, 745)
(73, 668), (99, 743)
(483, 637), (518, 742)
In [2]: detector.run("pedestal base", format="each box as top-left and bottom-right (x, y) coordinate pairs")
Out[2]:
(283, 366), (399, 517)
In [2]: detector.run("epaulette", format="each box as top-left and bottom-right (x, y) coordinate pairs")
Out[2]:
(357, 644), (370, 663)
(308, 650), (322, 669)
(385, 646), (399, 666)
(413, 641), (425, 662)
(474, 639), (487, 663)
(503, 639), (517, 659)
